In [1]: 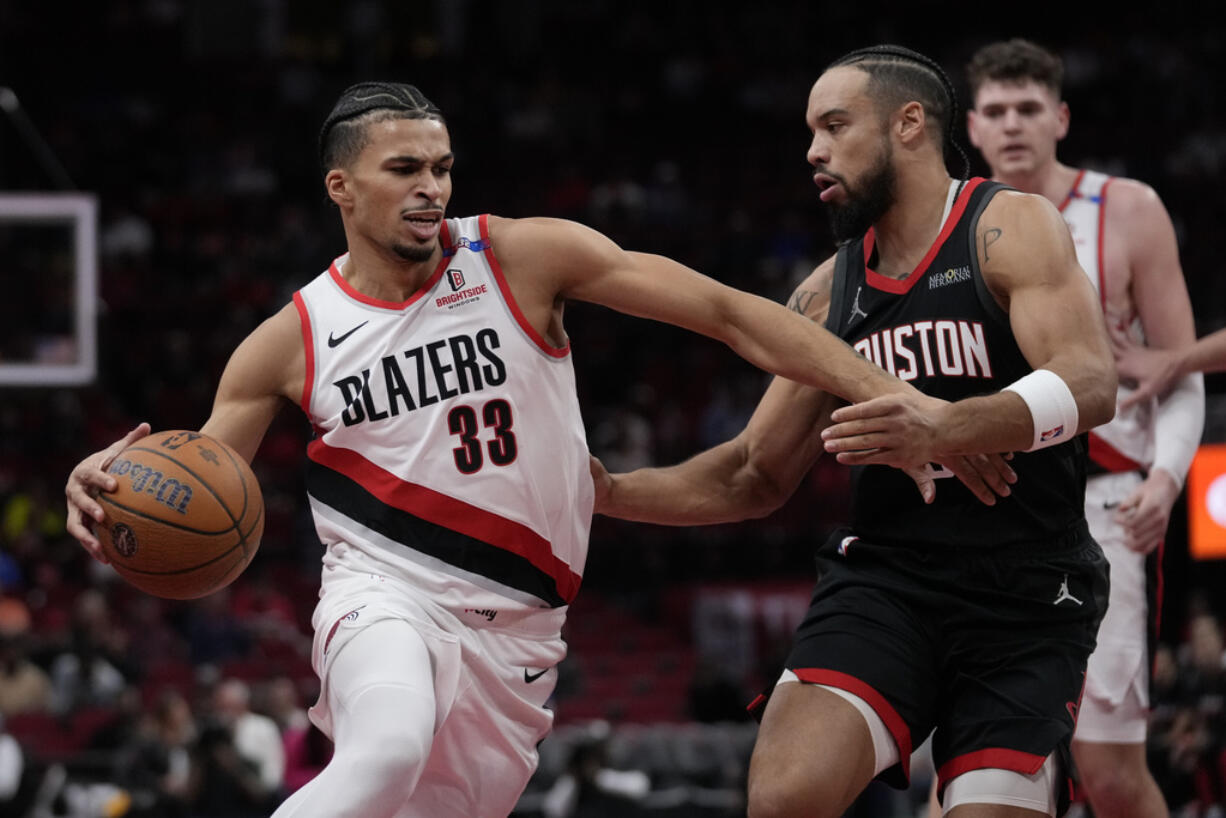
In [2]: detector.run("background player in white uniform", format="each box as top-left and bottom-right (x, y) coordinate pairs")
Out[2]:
(967, 39), (1206, 818)
(61, 82), (999, 818)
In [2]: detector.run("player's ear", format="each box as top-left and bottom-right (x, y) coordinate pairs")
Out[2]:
(896, 100), (927, 146)
(1055, 101), (1070, 141)
(325, 169), (353, 208)
(966, 109), (983, 149)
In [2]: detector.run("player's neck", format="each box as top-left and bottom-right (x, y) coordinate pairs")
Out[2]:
(341, 241), (441, 302)
(993, 161), (1079, 209)
(870, 167), (954, 279)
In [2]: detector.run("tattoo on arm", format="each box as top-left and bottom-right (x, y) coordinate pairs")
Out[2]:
(982, 227), (1002, 262)
(787, 289), (820, 317)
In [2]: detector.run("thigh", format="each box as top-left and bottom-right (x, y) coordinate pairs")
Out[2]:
(311, 608), (463, 743)
(934, 538), (1107, 808)
(766, 535), (944, 787)
(401, 625), (565, 818)
(749, 682), (879, 817)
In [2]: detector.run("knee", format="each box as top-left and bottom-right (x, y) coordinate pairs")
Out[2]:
(1077, 756), (1148, 805)
(747, 774), (844, 818)
(328, 735), (428, 801)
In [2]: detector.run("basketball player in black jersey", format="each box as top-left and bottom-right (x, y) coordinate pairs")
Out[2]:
(593, 45), (1117, 817)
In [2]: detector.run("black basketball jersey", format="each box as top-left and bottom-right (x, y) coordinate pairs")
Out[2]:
(825, 177), (1087, 548)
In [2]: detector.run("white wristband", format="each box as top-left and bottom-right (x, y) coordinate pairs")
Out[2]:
(1002, 369), (1079, 451)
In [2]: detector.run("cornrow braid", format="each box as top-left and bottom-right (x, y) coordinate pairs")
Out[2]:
(829, 45), (971, 181)
(318, 81), (446, 174)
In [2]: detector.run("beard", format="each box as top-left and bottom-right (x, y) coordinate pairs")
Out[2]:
(825, 140), (897, 243)
(392, 240), (437, 263)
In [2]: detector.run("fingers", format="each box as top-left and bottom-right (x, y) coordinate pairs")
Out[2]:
(946, 458), (996, 506)
(828, 396), (901, 424)
(1107, 322), (1135, 354)
(65, 504), (109, 563)
(903, 466), (935, 505)
(822, 414), (896, 454)
(1115, 496), (1169, 554)
(834, 448), (901, 467)
(950, 453), (1016, 504)
(1119, 383), (1158, 411)
(102, 422), (152, 469)
(63, 423), (149, 562)
(973, 453), (1016, 494)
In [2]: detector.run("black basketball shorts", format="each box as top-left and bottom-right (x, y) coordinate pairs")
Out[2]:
(773, 521), (1108, 793)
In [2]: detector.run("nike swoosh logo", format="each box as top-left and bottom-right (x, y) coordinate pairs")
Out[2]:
(1102, 501), (1120, 510)
(523, 668), (549, 684)
(327, 321), (369, 348)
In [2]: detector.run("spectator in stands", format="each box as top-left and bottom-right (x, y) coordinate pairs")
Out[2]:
(0, 598), (50, 717)
(264, 676), (309, 734)
(0, 716), (39, 817)
(104, 688), (193, 817)
(47, 589), (128, 715)
(211, 678), (285, 803)
(541, 720), (651, 818)
(187, 719), (271, 818)
(183, 588), (251, 668)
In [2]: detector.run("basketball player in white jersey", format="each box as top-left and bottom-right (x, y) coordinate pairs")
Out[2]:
(967, 39), (1205, 818)
(61, 82), (1011, 818)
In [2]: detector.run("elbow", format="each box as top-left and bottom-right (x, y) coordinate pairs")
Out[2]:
(1087, 364), (1119, 428)
(740, 473), (791, 520)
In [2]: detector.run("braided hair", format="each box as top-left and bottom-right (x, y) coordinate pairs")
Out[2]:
(828, 45), (970, 181)
(318, 81), (445, 174)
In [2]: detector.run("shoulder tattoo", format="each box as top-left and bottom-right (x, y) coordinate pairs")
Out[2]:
(981, 227), (1003, 262)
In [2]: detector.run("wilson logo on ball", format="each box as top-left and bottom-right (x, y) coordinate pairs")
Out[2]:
(110, 523), (139, 557)
(108, 458), (194, 513)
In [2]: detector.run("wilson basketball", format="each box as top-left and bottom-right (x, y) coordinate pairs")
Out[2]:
(98, 430), (264, 600)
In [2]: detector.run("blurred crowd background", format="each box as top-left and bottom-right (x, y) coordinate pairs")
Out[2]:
(1, 2), (1225, 816)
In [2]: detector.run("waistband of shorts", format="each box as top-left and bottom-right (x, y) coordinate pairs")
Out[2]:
(837, 518), (1094, 556)
(449, 602), (569, 636)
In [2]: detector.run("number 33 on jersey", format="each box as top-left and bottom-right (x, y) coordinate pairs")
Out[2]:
(293, 214), (591, 609)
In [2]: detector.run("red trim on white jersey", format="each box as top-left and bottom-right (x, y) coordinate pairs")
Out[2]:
(308, 438), (582, 603)
(325, 220), (454, 310)
(864, 178), (985, 295)
(1056, 169), (1086, 214)
(292, 291), (315, 413)
(1088, 432), (1144, 473)
(1095, 178), (1114, 310)
(479, 214), (570, 358)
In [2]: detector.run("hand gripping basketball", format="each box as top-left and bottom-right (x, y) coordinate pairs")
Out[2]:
(96, 429), (264, 599)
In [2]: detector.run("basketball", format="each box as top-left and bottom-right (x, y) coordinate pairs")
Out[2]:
(97, 430), (264, 600)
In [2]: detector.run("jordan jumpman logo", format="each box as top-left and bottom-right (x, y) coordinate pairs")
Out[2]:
(1053, 574), (1083, 606)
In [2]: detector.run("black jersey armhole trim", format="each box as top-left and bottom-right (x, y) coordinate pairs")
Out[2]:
(826, 241), (855, 335)
(968, 182), (1013, 329)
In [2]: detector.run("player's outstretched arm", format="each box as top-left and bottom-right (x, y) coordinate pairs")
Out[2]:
(823, 191), (1116, 465)
(590, 260), (1016, 523)
(1117, 327), (1226, 409)
(491, 215), (912, 404)
(592, 261), (846, 525)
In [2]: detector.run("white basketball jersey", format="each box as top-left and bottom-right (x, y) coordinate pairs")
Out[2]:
(292, 214), (592, 616)
(1060, 169), (1154, 471)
